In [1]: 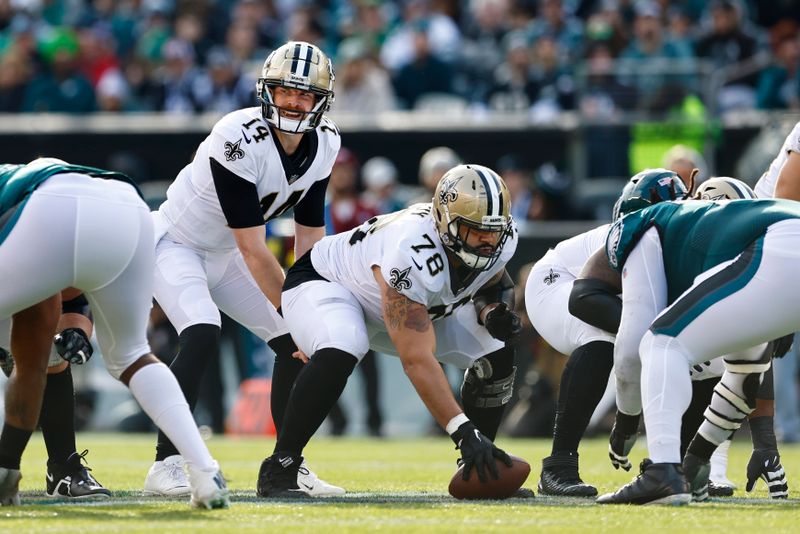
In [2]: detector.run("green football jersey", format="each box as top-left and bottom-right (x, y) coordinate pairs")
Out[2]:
(0, 159), (141, 245)
(606, 199), (800, 304)
(0, 159), (140, 214)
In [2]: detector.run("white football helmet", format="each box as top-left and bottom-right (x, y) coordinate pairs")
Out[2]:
(432, 164), (513, 272)
(256, 41), (335, 134)
(695, 176), (756, 201)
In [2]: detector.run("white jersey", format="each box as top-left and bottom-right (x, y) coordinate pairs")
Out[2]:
(754, 121), (800, 199)
(537, 224), (610, 278)
(157, 107), (340, 250)
(310, 203), (518, 326)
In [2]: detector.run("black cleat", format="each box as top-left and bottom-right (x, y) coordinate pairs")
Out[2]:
(512, 487), (536, 498)
(682, 453), (710, 502)
(46, 450), (111, 500)
(597, 459), (691, 505)
(538, 453), (597, 497)
(256, 454), (310, 499)
(708, 481), (735, 497)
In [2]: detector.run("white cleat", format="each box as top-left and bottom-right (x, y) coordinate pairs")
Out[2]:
(144, 455), (191, 496)
(298, 460), (345, 497)
(709, 440), (736, 488)
(188, 461), (230, 509)
(0, 468), (21, 506)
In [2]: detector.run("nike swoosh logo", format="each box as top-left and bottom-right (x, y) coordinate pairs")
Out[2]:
(299, 482), (313, 491)
(241, 130), (252, 144)
(46, 473), (54, 482)
(411, 258), (423, 271)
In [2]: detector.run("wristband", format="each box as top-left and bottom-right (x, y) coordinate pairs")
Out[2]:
(446, 413), (470, 436)
(749, 415), (777, 450)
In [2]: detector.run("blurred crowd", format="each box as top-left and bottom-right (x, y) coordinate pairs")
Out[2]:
(1, 0), (799, 115)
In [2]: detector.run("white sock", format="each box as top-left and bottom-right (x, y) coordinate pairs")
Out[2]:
(641, 333), (692, 464)
(710, 439), (731, 482)
(128, 362), (214, 470)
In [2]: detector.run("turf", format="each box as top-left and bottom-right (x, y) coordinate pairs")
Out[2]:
(3, 433), (798, 532)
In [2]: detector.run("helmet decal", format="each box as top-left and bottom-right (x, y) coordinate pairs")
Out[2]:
(438, 177), (460, 205)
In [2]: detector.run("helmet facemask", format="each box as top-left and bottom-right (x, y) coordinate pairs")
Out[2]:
(256, 41), (335, 134)
(442, 215), (511, 272)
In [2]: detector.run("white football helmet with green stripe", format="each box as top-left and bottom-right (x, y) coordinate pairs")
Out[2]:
(695, 177), (756, 201)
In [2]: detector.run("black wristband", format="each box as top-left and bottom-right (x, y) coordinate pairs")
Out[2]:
(615, 410), (640, 435)
(749, 416), (777, 450)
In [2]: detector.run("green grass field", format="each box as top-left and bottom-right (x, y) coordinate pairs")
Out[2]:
(3, 433), (799, 533)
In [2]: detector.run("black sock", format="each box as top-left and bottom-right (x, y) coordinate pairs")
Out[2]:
(39, 366), (77, 466)
(268, 334), (305, 437)
(462, 346), (516, 441)
(0, 423), (33, 470)
(680, 377), (718, 457)
(686, 433), (718, 462)
(361, 351), (382, 433)
(155, 323), (220, 461)
(274, 348), (357, 456)
(551, 341), (614, 455)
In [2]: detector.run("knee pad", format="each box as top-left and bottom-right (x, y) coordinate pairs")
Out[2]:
(461, 346), (516, 409)
(723, 344), (771, 374)
(708, 371), (760, 424)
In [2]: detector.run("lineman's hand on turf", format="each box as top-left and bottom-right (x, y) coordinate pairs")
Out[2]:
(746, 449), (788, 499)
(54, 328), (93, 365)
(452, 421), (512, 483)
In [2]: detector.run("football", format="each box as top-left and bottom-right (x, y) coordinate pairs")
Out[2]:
(448, 454), (531, 500)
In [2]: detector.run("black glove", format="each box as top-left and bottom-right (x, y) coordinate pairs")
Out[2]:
(53, 328), (93, 365)
(746, 449), (788, 498)
(483, 303), (521, 342)
(0, 347), (13, 378)
(608, 411), (640, 471)
(771, 333), (794, 359)
(747, 416), (788, 498)
(451, 420), (512, 483)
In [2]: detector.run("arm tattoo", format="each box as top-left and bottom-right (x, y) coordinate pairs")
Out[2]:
(383, 287), (431, 333)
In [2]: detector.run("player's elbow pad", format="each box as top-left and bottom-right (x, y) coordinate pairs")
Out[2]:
(568, 278), (622, 335)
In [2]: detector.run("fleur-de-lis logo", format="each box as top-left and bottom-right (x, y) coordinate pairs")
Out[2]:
(543, 269), (560, 286)
(438, 177), (459, 205)
(224, 139), (245, 161)
(389, 267), (412, 291)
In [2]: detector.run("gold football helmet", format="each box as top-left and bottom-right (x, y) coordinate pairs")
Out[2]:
(432, 164), (513, 272)
(256, 41), (335, 133)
